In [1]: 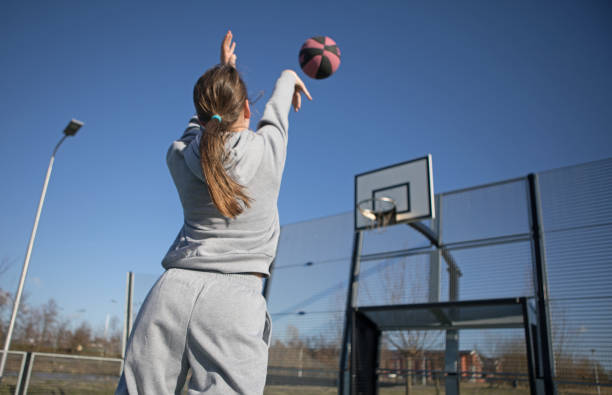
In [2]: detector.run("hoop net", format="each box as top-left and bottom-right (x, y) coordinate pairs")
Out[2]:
(357, 197), (397, 232)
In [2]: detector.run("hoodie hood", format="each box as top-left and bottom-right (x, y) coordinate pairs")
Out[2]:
(183, 128), (264, 187)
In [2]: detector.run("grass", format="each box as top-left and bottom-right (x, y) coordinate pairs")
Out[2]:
(2, 379), (605, 394)
(264, 385), (338, 395)
(0, 381), (116, 395)
(262, 383), (531, 395)
(378, 383), (530, 394)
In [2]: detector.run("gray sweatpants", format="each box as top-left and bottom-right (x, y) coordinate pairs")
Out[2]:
(116, 268), (271, 394)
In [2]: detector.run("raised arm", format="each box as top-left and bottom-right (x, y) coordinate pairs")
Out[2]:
(257, 70), (311, 167)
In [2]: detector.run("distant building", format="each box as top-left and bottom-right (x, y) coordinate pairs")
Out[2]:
(379, 349), (485, 384)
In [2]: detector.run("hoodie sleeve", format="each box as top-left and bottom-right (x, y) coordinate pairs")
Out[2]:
(256, 70), (297, 170)
(179, 115), (202, 144)
(166, 115), (206, 183)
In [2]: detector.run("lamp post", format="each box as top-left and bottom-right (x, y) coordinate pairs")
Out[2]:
(591, 349), (601, 395)
(0, 119), (84, 381)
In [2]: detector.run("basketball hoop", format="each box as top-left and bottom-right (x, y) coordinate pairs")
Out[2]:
(354, 155), (434, 231)
(357, 197), (397, 232)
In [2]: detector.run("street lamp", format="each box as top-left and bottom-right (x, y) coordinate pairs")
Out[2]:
(0, 119), (84, 381)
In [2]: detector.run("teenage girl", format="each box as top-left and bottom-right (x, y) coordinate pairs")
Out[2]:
(116, 30), (311, 394)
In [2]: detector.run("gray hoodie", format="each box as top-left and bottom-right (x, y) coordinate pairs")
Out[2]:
(162, 70), (297, 277)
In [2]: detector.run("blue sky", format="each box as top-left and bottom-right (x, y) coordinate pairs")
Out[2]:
(0, 1), (611, 330)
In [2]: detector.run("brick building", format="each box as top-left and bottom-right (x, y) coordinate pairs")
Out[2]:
(379, 349), (485, 384)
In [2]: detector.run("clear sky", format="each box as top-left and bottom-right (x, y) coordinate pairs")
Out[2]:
(0, 1), (611, 330)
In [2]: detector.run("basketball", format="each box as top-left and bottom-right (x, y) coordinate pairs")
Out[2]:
(299, 36), (341, 79)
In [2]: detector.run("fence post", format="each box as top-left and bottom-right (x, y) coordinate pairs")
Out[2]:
(339, 230), (363, 395)
(11, 352), (27, 395)
(122, 271), (134, 358)
(527, 173), (556, 394)
(263, 259), (275, 301)
(428, 195), (442, 303)
(18, 352), (35, 395)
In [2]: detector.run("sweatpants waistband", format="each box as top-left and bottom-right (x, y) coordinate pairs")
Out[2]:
(165, 268), (264, 294)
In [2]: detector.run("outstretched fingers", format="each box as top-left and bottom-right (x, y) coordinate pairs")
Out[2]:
(294, 74), (312, 100)
(221, 30), (237, 66)
(299, 82), (312, 102)
(292, 91), (302, 112)
(290, 73), (313, 112)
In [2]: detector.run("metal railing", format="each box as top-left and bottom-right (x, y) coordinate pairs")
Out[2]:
(0, 351), (122, 395)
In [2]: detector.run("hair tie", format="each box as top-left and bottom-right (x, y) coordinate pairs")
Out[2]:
(211, 114), (222, 122)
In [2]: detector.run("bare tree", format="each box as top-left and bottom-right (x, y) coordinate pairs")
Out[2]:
(0, 257), (12, 279)
(16, 302), (41, 349)
(0, 257), (15, 337)
(40, 298), (59, 347)
(0, 288), (11, 342)
(70, 322), (92, 353)
(54, 317), (74, 352)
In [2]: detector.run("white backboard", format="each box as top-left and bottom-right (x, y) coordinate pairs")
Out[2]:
(355, 155), (435, 231)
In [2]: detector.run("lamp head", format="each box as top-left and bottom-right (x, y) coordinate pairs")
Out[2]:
(64, 119), (84, 136)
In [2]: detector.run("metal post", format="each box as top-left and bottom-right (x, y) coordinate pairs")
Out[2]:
(444, 330), (459, 395)
(16, 352), (33, 395)
(0, 136), (68, 381)
(445, 262), (460, 395)
(122, 271), (134, 358)
(527, 174), (556, 394)
(429, 195), (442, 302)
(19, 352), (36, 395)
(13, 351), (27, 395)
(339, 230), (363, 395)
(429, 250), (441, 303)
(591, 349), (601, 395)
(449, 264), (460, 302)
(522, 298), (538, 395)
(351, 310), (380, 394)
(263, 259), (275, 301)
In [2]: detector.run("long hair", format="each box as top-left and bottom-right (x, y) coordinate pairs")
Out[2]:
(193, 64), (251, 218)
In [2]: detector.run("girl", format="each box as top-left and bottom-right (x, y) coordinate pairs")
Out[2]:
(116, 31), (311, 394)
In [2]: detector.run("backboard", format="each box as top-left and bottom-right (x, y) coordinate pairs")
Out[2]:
(355, 155), (435, 231)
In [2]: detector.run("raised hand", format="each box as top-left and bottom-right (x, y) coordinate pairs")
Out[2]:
(220, 30), (237, 67)
(285, 70), (312, 112)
